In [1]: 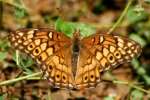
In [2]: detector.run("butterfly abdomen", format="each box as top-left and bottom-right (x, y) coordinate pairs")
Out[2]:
(71, 36), (80, 77)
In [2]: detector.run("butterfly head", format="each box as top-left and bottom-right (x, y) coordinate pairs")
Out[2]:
(73, 30), (81, 40)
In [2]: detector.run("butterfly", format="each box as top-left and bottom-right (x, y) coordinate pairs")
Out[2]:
(8, 28), (142, 89)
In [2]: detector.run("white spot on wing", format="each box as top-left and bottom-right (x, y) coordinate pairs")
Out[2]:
(127, 42), (133, 47)
(49, 32), (53, 39)
(100, 36), (104, 43)
(110, 46), (116, 53)
(27, 30), (34, 34)
(96, 51), (103, 60)
(34, 39), (41, 46)
(18, 32), (24, 36)
(103, 48), (109, 57)
(40, 43), (47, 51)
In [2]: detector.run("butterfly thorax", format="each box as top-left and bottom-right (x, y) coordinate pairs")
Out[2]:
(71, 31), (81, 77)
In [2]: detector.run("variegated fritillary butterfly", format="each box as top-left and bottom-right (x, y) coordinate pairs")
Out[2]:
(8, 28), (142, 89)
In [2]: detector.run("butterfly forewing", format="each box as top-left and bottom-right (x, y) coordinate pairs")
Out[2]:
(75, 33), (141, 89)
(9, 28), (75, 89)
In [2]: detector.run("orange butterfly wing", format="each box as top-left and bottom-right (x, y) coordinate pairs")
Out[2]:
(9, 28), (75, 89)
(75, 33), (141, 89)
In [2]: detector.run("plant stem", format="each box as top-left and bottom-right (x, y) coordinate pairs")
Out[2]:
(113, 80), (150, 94)
(0, 0), (29, 11)
(16, 50), (20, 66)
(0, 72), (42, 86)
(107, 0), (134, 34)
(0, 1), (3, 29)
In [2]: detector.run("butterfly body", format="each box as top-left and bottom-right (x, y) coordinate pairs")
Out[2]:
(71, 31), (81, 77)
(9, 28), (142, 89)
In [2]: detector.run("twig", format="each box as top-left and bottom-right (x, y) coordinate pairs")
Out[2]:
(0, 1), (3, 29)
(0, 72), (42, 86)
(107, 0), (134, 34)
(0, 0), (30, 11)
(16, 50), (20, 66)
(113, 80), (150, 94)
